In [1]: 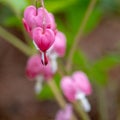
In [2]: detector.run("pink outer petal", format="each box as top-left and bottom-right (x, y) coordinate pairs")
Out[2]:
(26, 54), (44, 79)
(42, 60), (53, 80)
(61, 76), (76, 102)
(53, 31), (66, 57)
(32, 27), (55, 52)
(48, 13), (56, 30)
(72, 71), (92, 95)
(24, 5), (37, 29)
(22, 18), (32, 37)
(36, 7), (51, 28)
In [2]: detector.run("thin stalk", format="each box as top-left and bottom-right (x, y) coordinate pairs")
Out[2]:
(73, 102), (90, 120)
(47, 80), (78, 120)
(0, 26), (35, 56)
(66, 0), (97, 72)
(96, 86), (109, 120)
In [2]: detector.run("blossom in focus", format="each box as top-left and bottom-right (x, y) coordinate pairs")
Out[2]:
(61, 71), (92, 112)
(55, 104), (73, 120)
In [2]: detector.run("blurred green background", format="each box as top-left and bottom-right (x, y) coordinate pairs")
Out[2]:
(0, 0), (120, 120)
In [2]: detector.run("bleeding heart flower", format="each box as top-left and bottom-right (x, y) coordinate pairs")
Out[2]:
(23, 6), (51, 31)
(61, 71), (92, 112)
(32, 27), (55, 65)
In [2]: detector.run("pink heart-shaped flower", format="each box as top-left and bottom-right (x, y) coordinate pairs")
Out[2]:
(32, 27), (55, 52)
(24, 6), (51, 30)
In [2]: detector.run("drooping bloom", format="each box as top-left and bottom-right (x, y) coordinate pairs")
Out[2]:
(26, 54), (57, 94)
(61, 71), (92, 112)
(55, 104), (73, 120)
(32, 27), (55, 65)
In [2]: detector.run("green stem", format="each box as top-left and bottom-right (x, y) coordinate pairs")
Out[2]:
(96, 86), (109, 120)
(66, 0), (97, 73)
(47, 80), (78, 120)
(0, 26), (36, 56)
(73, 102), (90, 120)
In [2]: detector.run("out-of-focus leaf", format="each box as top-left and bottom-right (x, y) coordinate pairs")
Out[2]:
(73, 51), (90, 73)
(45, 0), (78, 13)
(93, 54), (120, 71)
(85, 7), (102, 34)
(90, 54), (120, 85)
(0, 0), (29, 17)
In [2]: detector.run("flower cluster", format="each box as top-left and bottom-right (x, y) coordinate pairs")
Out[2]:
(61, 71), (92, 112)
(23, 5), (66, 65)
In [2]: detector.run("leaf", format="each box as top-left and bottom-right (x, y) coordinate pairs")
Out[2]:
(45, 0), (78, 13)
(90, 54), (120, 85)
(1, 0), (29, 17)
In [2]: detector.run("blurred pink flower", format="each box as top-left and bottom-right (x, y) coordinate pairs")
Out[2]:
(61, 71), (92, 112)
(26, 54), (55, 80)
(55, 104), (73, 120)
(52, 31), (66, 57)
(72, 71), (92, 95)
(26, 54), (43, 79)
(61, 76), (76, 102)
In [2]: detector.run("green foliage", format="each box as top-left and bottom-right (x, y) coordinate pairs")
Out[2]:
(89, 54), (120, 85)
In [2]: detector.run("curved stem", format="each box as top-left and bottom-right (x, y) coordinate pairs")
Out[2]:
(73, 102), (90, 120)
(41, 0), (45, 8)
(0, 26), (36, 56)
(66, 0), (97, 73)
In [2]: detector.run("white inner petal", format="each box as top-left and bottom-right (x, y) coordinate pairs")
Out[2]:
(75, 91), (91, 112)
(41, 52), (45, 64)
(34, 76), (44, 94)
(33, 40), (39, 50)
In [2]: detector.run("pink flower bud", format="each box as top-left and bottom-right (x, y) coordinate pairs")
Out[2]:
(53, 31), (66, 57)
(72, 71), (92, 95)
(61, 77), (76, 102)
(55, 104), (73, 120)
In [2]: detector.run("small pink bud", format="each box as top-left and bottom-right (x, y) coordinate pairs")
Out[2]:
(72, 71), (92, 95)
(55, 104), (73, 120)
(53, 31), (66, 57)
(61, 77), (76, 102)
